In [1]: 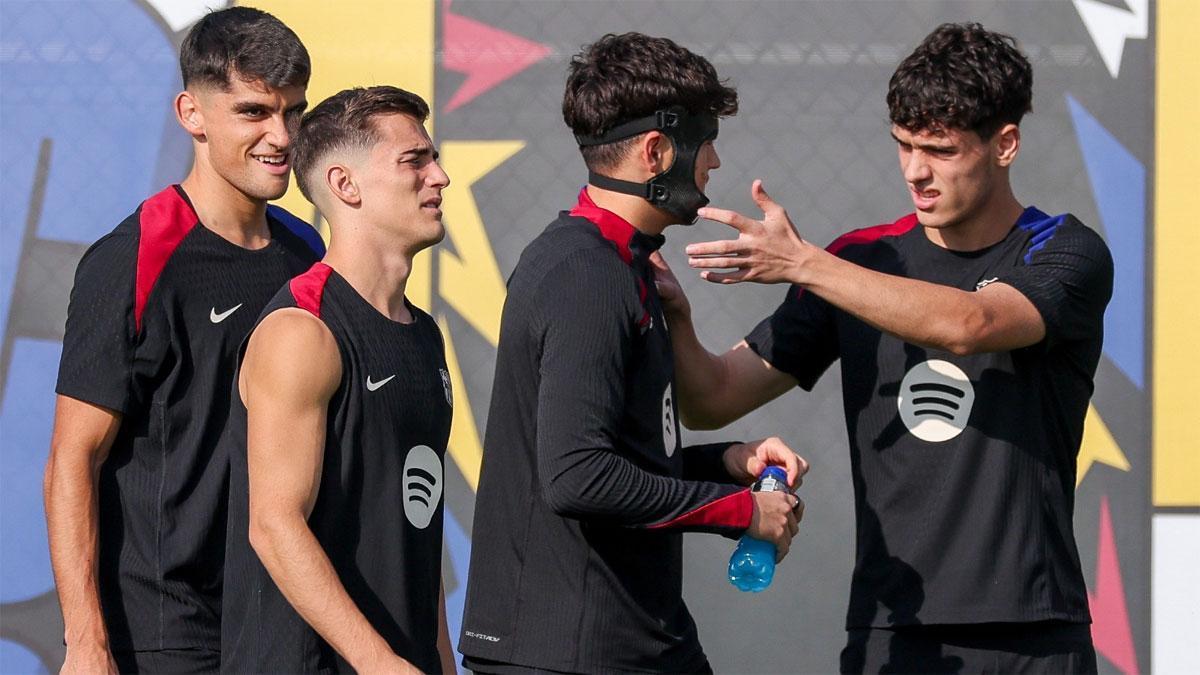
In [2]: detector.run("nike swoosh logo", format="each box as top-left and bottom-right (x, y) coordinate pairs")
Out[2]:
(366, 374), (396, 392)
(210, 304), (243, 324)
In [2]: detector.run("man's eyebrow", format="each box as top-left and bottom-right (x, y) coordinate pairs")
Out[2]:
(399, 146), (436, 159)
(232, 101), (267, 113)
(892, 132), (955, 150)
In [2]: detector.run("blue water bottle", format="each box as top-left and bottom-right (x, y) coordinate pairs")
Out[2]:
(728, 466), (791, 592)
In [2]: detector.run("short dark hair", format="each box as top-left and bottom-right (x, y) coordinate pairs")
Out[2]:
(180, 7), (310, 90)
(292, 86), (431, 202)
(887, 23), (1032, 139)
(563, 32), (738, 170)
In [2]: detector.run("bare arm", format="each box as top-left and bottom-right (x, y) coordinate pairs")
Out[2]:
(44, 396), (122, 675)
(688, 180), (1046, 355)
(650, 252), (797, 430)
(242, 309), (419, 674)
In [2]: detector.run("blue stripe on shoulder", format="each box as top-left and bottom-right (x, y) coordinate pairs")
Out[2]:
(1016, 207), (1066, 264)
(267, 204), (326, 257)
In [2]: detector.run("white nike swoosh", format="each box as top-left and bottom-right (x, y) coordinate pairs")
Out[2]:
(210, 304), (243, 324)
(366, 374), (396, 392)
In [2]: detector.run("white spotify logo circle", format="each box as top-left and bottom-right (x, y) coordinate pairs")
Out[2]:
(403, 445), (443, 529)
(662, 384), (677, 457)
(897, 360), (975, 442)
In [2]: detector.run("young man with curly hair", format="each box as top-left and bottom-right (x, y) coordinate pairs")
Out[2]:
(660, 22), (1111, 673)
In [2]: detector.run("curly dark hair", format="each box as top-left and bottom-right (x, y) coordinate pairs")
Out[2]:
(180, 7), (310, 90)
(563, 32), (738, 170)
(887, 22), (1032, 138)
(292, 86), (430, 203)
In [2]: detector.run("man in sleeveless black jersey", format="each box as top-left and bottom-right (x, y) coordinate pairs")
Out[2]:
(459, 33), (808, 674)
(45, 8), (318, 673)
(221, 86), (453, 674)
(659, 23), (1111, 673)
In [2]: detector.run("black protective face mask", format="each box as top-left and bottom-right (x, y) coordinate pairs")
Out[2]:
(574, 106), (719, 224)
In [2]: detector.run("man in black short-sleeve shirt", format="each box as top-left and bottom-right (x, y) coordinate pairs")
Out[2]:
(44, 8), (317, 673)
(663, 23), (1111, 673)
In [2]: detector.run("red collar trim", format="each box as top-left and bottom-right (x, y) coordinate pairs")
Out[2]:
(569, 187), (635, 266)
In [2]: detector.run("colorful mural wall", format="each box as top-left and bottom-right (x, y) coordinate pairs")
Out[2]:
(1, 1), (1195, 673)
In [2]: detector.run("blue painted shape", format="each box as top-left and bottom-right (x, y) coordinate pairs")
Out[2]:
(0, 639), (49, 675)
(1066, 94), (1146, 389)
(0, 0), (182, 341)
(0, 339), (62, 602)
(444, 508), (472, 673)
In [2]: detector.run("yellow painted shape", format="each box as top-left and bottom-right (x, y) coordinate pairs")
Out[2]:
(438, 315), (483, 491)
(1154, 0), (1200, 506)
(242, 0), (436, 308)
(438, 141), (525, 346)
(1077, 403), (1132, 487)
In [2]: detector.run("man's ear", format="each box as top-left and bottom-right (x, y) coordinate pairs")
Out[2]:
(994, 123), (1020, 167)
(326, 164), (361, 207)
(638, 131), (675, 177)
(175, 90), (206, 140)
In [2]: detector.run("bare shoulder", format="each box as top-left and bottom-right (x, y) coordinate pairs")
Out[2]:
(242, 308), (341, 405)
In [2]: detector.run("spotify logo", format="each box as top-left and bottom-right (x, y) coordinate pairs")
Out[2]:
(403, 445), (443, 529)
(897, 360), (975, 442)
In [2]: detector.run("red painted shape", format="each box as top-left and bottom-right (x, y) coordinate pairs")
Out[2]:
(648, 489), (752, 531)
(570, 187), (635, 265)
(135, 186), (198, 331)
(442, 0), (551, 112)
(1087, 496), (1139, 675)
(290, 262), (334, 318)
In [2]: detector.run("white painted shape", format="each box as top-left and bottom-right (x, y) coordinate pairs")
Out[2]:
(1071, 0), (1149, 78)
(144, 0), (229, 33)
(1153, 513), (1200, 674)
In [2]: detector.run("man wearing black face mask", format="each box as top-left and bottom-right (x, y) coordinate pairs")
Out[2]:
(458, 33), (808, 674)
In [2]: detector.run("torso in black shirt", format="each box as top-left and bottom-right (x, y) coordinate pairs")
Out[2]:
(221, 263), (451, 674)
(55, 185), (323, 649)
(746, 207), (1114, 629)
(460, 189), (751, 674)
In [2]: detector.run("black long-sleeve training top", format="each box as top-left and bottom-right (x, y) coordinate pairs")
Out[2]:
(459, 188), (752, 674)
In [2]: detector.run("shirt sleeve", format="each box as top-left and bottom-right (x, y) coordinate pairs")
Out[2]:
(745, 284), (840, 391)
(55, 227), (139, 413)
(680, 442), (738, 483)
(533, 252), (751, 537)
(995, 217), (1114, 349)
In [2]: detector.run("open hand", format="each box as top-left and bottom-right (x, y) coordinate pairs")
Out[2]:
(687, 179), (812, 285)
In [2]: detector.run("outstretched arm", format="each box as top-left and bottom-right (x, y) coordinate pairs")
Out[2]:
(242, 309), (420, 674)
(687, 180), (1047, 355)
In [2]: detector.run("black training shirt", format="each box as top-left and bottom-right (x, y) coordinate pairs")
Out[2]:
(222, 263), (451, 674)
(460, 189), (751, 674)
(55, 185), (323, 649)
(746, 207), (1113, 629)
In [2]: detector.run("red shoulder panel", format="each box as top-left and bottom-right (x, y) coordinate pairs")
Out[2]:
(826, 213), (919, 256)
(135, 186), (198, 331)
(289, 262), (334, 318)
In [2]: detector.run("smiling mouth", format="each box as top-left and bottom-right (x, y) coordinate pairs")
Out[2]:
(252, 153), (288, 167)
(421, 198), (442, 210)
